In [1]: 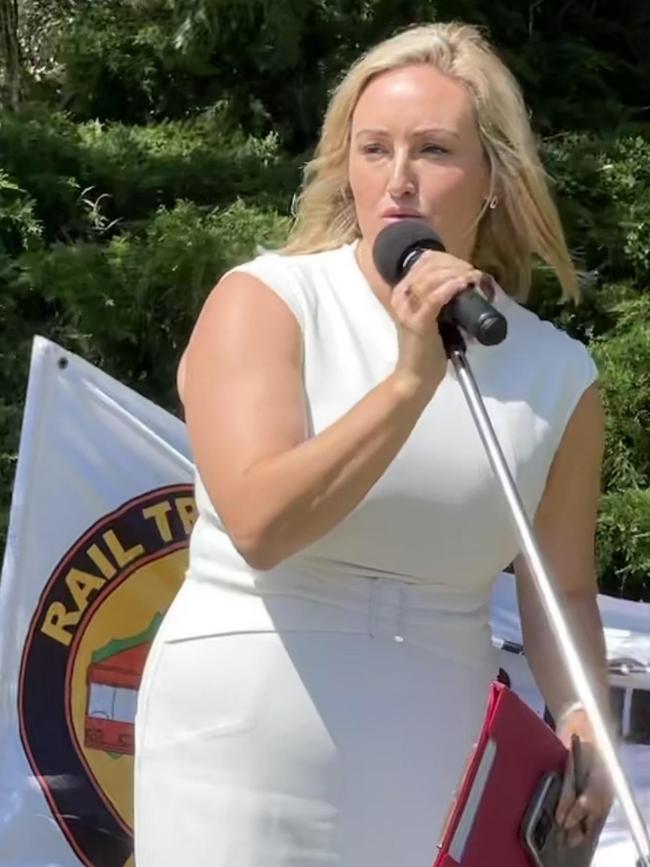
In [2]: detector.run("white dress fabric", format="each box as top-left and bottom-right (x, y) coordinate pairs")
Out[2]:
(134, 242), (598, 866)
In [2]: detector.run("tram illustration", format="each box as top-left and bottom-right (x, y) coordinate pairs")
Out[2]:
(84, 615), (161, 755)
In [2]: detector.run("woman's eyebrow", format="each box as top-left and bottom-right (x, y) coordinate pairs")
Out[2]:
(413, 127), (460, 139)
(354, 127), (460, 139)
(354, 128), (390, 138)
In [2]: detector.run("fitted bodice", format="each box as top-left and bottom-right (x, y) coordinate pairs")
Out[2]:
(183, 242), (596, 626)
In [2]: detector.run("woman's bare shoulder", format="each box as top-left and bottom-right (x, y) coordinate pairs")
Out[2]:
(176, 267), (303, 407)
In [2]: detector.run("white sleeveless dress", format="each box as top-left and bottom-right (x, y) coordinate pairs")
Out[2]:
(134, 242), (597, 866)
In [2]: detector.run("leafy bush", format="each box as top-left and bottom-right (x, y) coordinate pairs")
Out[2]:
(597, 489), (650, 600)
(0, 106), (97, 238)
(591, 295), (650, 496)
(14, 199), (291, 406)
(0, 170), (42, 254)
(55, 0), (192, 123)
(542, 133), (650, 285)
(74, 114), (301, 220)
(0, 106), (301, 240)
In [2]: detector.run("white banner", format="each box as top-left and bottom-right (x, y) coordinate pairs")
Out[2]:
(0, 337), (648, 865)
(0, 337), (193, 866)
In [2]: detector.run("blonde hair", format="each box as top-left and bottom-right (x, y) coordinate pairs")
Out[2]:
(283, 22), (578, 303)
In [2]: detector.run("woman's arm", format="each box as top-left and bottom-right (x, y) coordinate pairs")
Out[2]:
(181, 271), (441, 570)
(513, 381), (609, 724)
(514, 381), (614, 844)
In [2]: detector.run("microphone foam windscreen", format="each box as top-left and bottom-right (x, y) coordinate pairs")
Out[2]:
(372, 218), (445, 285)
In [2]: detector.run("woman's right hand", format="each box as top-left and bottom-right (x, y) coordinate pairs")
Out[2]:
(390, 249), (487, 393)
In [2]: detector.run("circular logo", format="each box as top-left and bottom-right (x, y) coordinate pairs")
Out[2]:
(18, 484), (195, 867)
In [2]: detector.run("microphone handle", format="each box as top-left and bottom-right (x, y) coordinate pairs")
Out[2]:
(441, 289), (508, 347)
(401, 246), (508, 347)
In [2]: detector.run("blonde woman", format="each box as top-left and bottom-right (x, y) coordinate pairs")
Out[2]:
(135, 22), (613, 866)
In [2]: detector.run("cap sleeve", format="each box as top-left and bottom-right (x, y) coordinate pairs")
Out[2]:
(224, 253), (307, 333)
(549, 338), (599, 459)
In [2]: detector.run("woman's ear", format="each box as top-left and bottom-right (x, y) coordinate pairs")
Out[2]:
(480, 150), (498, 206)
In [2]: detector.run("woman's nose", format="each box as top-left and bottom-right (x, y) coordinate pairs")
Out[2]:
(386, 157), (417, 198)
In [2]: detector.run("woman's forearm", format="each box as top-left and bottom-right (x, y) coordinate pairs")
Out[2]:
(522, 589), (612, 729)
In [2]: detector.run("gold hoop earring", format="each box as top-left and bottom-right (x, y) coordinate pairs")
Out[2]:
(486, 195), (499, 210)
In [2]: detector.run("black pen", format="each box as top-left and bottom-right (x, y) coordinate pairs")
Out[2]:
(571, 733), (589, 836)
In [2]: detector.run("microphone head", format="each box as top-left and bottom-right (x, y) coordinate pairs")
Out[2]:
(372, 218), (445, 285)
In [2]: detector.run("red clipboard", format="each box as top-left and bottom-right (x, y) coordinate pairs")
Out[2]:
(433, 681), (568, 866)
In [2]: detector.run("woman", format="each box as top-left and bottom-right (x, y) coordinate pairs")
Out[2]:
(134, 21), (613, 866)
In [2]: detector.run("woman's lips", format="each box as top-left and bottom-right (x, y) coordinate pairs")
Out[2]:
(381, 211), (423, 219)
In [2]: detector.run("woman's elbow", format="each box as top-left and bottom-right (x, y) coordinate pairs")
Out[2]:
(229, 524), (285, 572)
(205, 484), (293, 571)
(236, 542), (282, 571)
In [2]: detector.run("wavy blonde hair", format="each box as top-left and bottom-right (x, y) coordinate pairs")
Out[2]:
(282, 22), (578, 302)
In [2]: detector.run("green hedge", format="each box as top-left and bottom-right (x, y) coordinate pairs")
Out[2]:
(16, 199), (291, 400)
(543, 133), (650, 285)
(0, 106), (302, 240)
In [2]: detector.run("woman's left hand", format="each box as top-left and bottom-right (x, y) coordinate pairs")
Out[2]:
(555, 711), (615, 848)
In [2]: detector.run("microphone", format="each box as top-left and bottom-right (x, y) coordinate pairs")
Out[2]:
(372, 218), (507, 346)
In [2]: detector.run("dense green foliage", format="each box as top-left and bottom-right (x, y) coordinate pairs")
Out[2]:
(1, 0), (649, 597)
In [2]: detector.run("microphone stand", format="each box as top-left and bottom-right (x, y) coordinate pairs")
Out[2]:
(439, 320), (650, 867)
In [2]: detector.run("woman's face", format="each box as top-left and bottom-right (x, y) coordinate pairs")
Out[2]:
(348, 63), (490, 266)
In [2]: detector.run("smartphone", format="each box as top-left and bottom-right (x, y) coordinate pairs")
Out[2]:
(520, 771), (597, 867)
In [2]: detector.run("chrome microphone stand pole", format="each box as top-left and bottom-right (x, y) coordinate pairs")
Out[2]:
(439, 320), (650, 867)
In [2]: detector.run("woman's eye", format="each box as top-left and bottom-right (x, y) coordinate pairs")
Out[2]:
(361, 143), (386, 156)
(421, 144), (449, 155)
